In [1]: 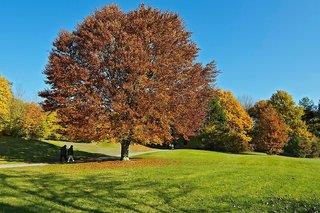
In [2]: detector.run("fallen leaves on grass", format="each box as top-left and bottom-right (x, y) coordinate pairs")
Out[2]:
(129, 144), (153, 152)
(62, 158), (177, 172)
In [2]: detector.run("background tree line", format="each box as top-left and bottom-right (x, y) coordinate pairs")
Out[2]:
(0, 76), (62, 140)
(192, 89), (320, 158)
(2, 73), (320, 158)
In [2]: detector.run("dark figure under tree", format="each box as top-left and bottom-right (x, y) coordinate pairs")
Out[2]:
(60, 145), (67, 163)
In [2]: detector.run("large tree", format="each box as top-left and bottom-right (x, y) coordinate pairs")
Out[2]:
(40, 5), (216, 160)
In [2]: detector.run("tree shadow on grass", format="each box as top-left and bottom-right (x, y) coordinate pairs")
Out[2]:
(0, 136), (115, 164)
(0, 172), (196, 212)
(0, 171), (319, 212)
(215, 194), (320, 212)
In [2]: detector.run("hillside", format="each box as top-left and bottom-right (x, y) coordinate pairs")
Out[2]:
(0, 139), (319, 212)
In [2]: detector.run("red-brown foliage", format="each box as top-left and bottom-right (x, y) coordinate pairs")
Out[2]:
(40, 5), (217, 157)
(250, 101), (289, 155)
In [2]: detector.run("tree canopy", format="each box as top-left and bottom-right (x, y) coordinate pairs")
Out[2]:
(0, 76), (13, 133)
(269, 90), (311, 139)
(200, 90), (253, 153)
(299, 97), (320, 138)
(250, 101), (289, 155)
(40, 5), (217, 159)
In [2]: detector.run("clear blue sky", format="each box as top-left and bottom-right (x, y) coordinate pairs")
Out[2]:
(1, 0), (319, 103)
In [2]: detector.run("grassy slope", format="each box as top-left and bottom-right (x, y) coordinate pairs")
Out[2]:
(0, 149), (320, 212)
(0, 137), (107, 163)
(0, 137), (152, 164)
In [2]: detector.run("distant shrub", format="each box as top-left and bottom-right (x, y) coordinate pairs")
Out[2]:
(212, 131), (250, 153)
(283, 136), (312, 158)
(308, 139), (320, 158)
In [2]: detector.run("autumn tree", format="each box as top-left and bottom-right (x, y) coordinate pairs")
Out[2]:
(250, 101), (289, 155)
(6, 97), (26, 136)
(21, 103), (46, 138)
(42, 111), (64, 140)
(299, 97), (320, 137)
(40, 5), (216, 160)
(201, 90), (253, 153)
(269, 91), (316, 157)
(215, 90), (253, 152)
(269, 90), (311, 139)
(0, 76), (13, 134)
(200, 96), (228, 150)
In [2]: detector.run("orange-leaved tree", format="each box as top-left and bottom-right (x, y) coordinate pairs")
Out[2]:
(21, 103), (46, 139)
(250, 101), (289, 154)
(39, 5), (217, 160)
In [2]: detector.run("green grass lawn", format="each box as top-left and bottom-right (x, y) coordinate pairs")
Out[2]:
(0, 148), (320, 212)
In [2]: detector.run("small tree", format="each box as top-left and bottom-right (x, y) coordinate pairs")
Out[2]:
(238, 94), (254, 112)
(40, 5), (217, 160)
(250, 101), (289, 155)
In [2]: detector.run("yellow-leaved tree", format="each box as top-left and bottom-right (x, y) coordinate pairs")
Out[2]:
(21, 103), (46, 138)
(216, 90), (253, 152)
(0, 76), (13, 134)
(42, 111), (63, 140)
(201, 89), (253, 153)
(269, 90), (315, 157)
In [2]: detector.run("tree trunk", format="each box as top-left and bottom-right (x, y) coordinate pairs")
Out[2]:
(120, 139), (130, 161)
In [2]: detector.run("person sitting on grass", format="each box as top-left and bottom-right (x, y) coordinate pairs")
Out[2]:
(67, 145), (75, 163)
(60, 145), (67, 163)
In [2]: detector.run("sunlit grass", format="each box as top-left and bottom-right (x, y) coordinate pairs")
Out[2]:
(0, 149), (320, 212)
